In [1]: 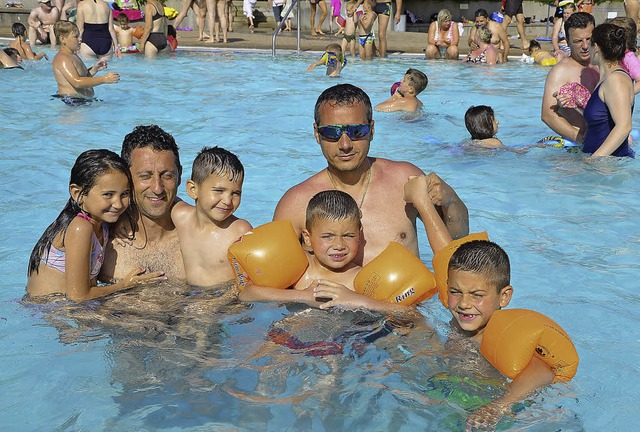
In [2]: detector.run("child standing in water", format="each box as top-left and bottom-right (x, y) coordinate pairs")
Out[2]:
(26, 150), (166, 302)
(9, 22), (49, 61)
(52, 20), (120, 100)
(307, 43), (346, 77)
(464, 105), (505, 149)
(114, 14), (138, 53)
(171, 146), (253, 287)
(404, 175), (576, 430)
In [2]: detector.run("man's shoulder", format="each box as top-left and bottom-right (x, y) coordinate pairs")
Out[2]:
(373, 157), (422, 175)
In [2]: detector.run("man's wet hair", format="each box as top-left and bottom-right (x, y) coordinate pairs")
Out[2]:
(314, 84), (373, 124)
(121, 125), (182, 176)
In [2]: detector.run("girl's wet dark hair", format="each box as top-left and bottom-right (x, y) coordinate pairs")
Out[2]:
(314, 84), (373, 124)
(28, 150), (135, 276)
(592, 23), (627, 62)
(464, 105), (496, 140)
(11, 22), (27, 38)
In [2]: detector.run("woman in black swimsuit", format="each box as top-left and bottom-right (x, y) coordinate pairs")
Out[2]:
(139, 0), (168, 57)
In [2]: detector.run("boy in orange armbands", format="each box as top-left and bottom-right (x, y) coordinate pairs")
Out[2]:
(238, 190), (412, 314)
(404, 175), (575, 429)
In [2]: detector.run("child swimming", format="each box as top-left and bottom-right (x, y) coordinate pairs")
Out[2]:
(464, 105), (505, 149)
(375, 68), (428, 112)
(26, 149), (166, 302)
(9, 22), (49, 61)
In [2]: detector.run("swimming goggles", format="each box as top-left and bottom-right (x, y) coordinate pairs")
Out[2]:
(316, 123), (372, 141)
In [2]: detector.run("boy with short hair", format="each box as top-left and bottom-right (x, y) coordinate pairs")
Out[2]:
(340, 0), (359, 58)
(307, 43), (346, 77)
(404, 175), (559, 429)
(10, 22), (49, 61)
(52, 21), (120, 99)
(171, 146), (253, 287)
(114, 14), (137, 53)
(375, 68), (428, 112)
(239, 190), (409, 313)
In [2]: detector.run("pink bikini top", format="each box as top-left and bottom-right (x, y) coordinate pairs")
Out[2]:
(42, 213), (109, 279)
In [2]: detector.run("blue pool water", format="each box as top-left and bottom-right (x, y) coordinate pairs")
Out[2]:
(1, 47), (639, 431)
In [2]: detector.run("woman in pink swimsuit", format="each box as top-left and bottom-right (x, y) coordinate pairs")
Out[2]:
(425, 9), (460, 60)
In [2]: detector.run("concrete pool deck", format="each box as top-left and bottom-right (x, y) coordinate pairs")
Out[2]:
(1, 22), (553, 58)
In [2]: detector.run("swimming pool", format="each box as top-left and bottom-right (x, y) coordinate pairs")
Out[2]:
(1, 47), (638, 430)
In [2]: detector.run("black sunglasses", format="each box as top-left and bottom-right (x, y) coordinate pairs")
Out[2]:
(316, 123), (372, 141)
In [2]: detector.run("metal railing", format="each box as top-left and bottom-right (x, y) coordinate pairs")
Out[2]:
(272, 0), (301, 57)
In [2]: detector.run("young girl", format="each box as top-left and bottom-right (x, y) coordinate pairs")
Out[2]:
(464, 105), (505, 149)
(9, 22), (48, 61)
(27, 150), (166, 302)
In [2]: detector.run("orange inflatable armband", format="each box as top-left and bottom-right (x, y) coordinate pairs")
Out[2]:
(132, 26), (144, 40)
(480, 309), (579, 383)
(354, 242), (436, 305)
(432, 232), (489, 308)
(227, 220), (308, 290)
(167, 35), (178, 52)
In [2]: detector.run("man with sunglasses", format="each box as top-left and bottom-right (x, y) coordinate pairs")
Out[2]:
(274, 83), (469, 267)
(28, 0), (60, 47)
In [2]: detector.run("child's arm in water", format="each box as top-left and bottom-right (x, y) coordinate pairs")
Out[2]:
(466, 356), (555, 430)
(313, 279), (423, 318)
(65, 217), (166, 302)
(238, 279), (326, 308)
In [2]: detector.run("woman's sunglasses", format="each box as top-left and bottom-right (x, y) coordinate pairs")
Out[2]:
(316, 123), (372, 141)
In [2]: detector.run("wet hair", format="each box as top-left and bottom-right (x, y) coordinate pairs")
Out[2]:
(609, 17), (637, 52)
(528, 39), (541, 54)
(120, 124), (182, 176)
(191, 146), (244, 185)
(314, 84), (373, 124)
(465, 105), (496, 140)
(54, 20), (78, 40)
(117, 14), (130, 24)
(592, 23), (626, 62)
(28, 150), (135, 276)
(11, 22), (27, 38)
(438, 9), (452, 26)
(305, 190), (362, 231)
(474, 8), (489, 19)
(477, 25), (492, 44)
(326, 43), (342, 55)
(3, 48), (20, 61)
(449, 240), (510, 292)
(564, 11), (595, 41)
(405, 68), (428, 95)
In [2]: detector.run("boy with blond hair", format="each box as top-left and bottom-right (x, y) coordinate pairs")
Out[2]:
(307, 43), (346, 77)
(171, 146), (253, 287)
(52, 20), (120, 99)
(375, 68), (428, 112)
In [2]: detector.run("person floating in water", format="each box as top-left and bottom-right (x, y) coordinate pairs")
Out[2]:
(375, 68), (428, 113)
(52, 20), (120, 101)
